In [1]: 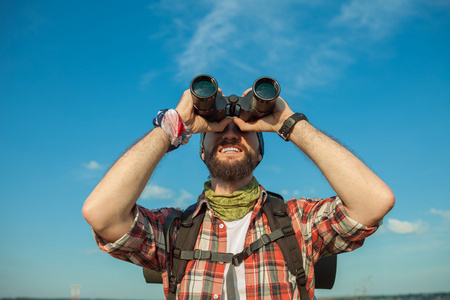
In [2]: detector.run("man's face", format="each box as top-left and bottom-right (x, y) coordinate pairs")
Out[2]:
(202, 122), (262, 183)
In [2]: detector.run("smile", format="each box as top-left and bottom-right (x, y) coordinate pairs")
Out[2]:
(220, 147), (240, 153)
(218, 145), (243, 154)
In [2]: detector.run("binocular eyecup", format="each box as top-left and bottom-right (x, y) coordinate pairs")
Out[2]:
(190, 75), (280, 122)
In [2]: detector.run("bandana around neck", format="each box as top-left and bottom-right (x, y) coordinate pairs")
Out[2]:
(204, 177), (261, 221)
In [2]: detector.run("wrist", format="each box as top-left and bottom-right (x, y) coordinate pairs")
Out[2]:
(153, 109), (192, 152)
(277, 113), (309, 141)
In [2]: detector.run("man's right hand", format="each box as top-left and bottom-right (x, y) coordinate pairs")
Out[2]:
(176, 89), (233, 134)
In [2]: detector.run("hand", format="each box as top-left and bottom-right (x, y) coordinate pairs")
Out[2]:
(175, 89), (233, 134)
(233, 88), (295, 133)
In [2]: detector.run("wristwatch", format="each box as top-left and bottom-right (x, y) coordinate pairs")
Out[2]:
(278, 113), (308, 141)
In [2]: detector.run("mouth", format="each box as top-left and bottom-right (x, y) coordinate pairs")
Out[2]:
(218, 145), (243, 155)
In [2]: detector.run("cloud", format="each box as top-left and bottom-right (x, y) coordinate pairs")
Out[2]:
(386, 218), (428, 234)
(82, 160), (103, 170)
(176, 1), (240, 77)
(174, 189), (194, 208)
(140, 71), (157, 89)
(430, 208), (450, 222)
(140, 184), (195, 208)
(278, 189), (317, 198)
(331, 0), (415, 39)
(141, 184), (175, 200)
(148, 0), (431, 92)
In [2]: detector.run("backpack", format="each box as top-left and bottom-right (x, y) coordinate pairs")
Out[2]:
(143, 192), (337, 299)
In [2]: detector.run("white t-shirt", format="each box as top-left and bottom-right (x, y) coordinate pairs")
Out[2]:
(221, 212), (252, 300)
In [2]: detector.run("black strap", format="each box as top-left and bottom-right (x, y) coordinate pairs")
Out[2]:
(143, 208), (182, 284)
(177, 227), (285, 266)
(167, 203), (206, 300)
(263, 192), (309, 300)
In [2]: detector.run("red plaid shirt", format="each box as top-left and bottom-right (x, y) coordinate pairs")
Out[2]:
(95, 186), (378, 299)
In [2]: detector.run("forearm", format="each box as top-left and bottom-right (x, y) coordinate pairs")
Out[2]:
(289, 121), (395, 226)
(82, 127), (170, 242)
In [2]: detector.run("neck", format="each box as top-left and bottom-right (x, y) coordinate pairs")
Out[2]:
(210, 173), (254, 194)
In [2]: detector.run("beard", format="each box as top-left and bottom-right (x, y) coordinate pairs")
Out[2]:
(204, 143), (259, 183)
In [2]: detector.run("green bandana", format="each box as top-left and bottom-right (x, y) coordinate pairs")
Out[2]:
(204, 177), (261, 221)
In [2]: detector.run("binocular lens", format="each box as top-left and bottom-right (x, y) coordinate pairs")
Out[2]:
(255, 82), (278, 99)
(253, 77), (280, 101)
(193, 80), (216, 98)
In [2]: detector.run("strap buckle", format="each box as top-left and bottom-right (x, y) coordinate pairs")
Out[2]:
(261, 234), (271, 245)
(169, 275), (177, 293)
(296, 268), (306, 286)
(281, 225), (295, 237)
(232, 253), (242, 266)
(193, 249), (211, 260)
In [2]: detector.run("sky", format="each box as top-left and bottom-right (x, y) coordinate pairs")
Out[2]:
(1, 0), (449, 299)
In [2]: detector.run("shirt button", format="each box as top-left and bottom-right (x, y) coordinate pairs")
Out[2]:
(219, 224), (224, 229)
(213, 294), (219, 299)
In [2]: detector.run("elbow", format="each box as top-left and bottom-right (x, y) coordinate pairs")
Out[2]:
(82, 200), (96, 227)
(377, 187), (395, 218)
(384, 188), (396, 212)
(82, 196), (108, 231)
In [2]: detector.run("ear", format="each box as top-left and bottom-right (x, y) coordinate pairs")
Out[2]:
(257, 153), (262, 162)
(201, 151), (205, 161)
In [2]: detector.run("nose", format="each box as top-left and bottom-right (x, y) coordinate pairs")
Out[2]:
(221, 122), (241, 141)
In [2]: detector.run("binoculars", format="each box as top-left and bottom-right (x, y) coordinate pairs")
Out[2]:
(190, 75), (280, 122)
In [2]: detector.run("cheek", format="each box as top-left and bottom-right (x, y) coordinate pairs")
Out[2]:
(202, 134), (216, 152)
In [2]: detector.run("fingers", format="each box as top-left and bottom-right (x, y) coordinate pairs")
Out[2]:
(233, 117), (268, 132)
(242, 87), (252, 97)
(176, 89), (195, 124)
(207, 117), (233, 132)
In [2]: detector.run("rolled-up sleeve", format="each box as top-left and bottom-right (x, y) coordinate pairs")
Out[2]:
(93, 205), (177, 271)
(288, 196), (379, 260)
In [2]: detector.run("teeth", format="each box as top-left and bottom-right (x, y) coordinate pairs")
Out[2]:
(221, 147), (239, 153)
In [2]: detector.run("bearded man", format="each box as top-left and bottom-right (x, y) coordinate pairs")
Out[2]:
(83, 86), (395, 299)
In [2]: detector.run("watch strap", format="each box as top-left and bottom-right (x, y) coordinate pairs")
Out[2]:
(278, 113), (308, 141)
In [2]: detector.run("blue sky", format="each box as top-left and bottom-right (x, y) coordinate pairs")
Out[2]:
(1, 0), (449, 299)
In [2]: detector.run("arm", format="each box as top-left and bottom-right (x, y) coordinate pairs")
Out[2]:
(82, 127), (170, 242)
(288, 121), (395, 226)
(82, 90), (232, 243)
(234, 95), (395, 226)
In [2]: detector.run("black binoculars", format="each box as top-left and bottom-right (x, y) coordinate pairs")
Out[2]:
(190, 75), (280, 122)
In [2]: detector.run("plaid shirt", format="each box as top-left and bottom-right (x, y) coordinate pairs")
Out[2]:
(95, 186), (378, 299)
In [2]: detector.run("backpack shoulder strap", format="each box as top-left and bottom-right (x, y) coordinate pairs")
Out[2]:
(143, 208), (183, 284)
(263, 191), (309, 300)
(167, 203), (206, 300)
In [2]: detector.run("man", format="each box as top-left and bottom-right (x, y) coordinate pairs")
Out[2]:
(83, 86), (395, 299)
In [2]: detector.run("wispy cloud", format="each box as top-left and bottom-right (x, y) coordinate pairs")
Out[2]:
(430, 208), (450, 222)
(176, 1), (240, 77)
(331, 0), (415, 39)
(386, 218), (428, 234)
(154, 0), (421, 90)
(140, 71), (157, 89)
(82, 160), (103, 170)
